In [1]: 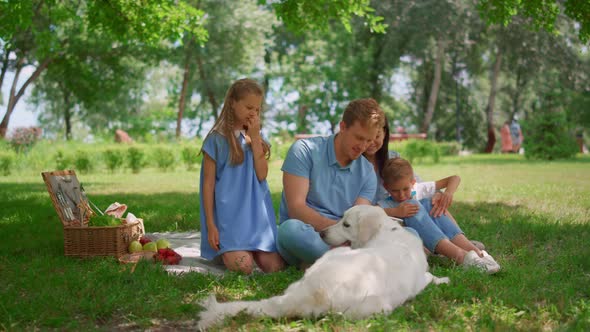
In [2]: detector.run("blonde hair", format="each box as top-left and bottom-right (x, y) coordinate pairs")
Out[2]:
(342, 98), (385, 130)
(382, 157), (414, 185)
(202, 78), (270, 165)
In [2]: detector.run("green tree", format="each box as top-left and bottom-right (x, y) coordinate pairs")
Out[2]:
(167, 0), (274, 138)
(477, 0), (590, 43)
(0, 0), (207, 139)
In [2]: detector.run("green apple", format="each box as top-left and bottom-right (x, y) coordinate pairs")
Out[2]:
(156, 238), (171, 250)
(128, 240), (142, 253)
(143, 242), (158, 252)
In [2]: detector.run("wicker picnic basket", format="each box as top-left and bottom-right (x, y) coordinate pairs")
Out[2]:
(42, 170), (143, 258)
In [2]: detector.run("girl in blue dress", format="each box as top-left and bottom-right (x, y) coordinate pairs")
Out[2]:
(199, 78), (285, 274)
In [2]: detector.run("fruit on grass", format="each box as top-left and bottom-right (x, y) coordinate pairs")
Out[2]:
(155, 248), (182, 265)
(128, 240), (142, 253)
(139, 236), (152, 246)
(156, 238), (171, 249)
(143, 242), (158, 252)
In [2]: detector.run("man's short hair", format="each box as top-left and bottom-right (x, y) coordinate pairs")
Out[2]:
(342, 98), (385, 130)
(382, 157), (414, 184)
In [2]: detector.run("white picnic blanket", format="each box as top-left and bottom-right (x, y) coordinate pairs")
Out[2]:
(146, 232), (226, 275)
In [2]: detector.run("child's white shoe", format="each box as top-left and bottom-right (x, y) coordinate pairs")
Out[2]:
(481, 250), (501, 271)
(463, 251), (500, 274)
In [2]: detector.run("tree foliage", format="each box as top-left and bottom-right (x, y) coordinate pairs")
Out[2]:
(267, 0), (386, 34)
(477, 0), (590, 43)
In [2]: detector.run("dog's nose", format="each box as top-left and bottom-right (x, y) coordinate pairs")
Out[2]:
(319, 231), (326, 239)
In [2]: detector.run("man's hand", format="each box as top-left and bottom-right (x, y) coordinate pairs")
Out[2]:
(430, 192), (453, 217)
(398, 201), (419, 217)
(207, 225), (220, 251)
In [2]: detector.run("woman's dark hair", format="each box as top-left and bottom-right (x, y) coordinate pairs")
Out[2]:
(376, 117), (390, 179)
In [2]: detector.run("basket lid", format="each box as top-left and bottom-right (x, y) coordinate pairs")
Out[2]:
(42, 170), (95, 227)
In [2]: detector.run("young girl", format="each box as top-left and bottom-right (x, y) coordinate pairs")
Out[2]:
(199, 78), (284, 274)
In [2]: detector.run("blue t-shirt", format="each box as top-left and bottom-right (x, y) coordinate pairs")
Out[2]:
(279, 134), (377, 223)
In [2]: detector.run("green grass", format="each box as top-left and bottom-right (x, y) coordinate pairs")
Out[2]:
(1, 153), (590, 330)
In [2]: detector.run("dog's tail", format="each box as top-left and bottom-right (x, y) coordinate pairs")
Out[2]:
(197, 294), (285, 330)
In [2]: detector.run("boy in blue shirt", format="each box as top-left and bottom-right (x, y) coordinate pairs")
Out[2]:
(378, 157), (501, 274)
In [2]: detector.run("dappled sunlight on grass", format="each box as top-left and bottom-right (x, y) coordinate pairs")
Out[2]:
(0, 154), (589, 330)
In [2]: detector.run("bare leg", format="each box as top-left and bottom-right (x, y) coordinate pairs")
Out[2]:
(434, 239), (468, 264)
(451, 234), (482, 256)
(445, 211), (486, 250)
(222, 251), (255, 274)
(253, 251), (285, 273)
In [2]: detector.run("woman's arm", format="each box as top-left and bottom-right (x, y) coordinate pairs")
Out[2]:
(431, 175), (461, 217)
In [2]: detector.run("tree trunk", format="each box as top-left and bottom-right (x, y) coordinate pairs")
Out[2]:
(0, 56), (51, 139)
(297, 105), (307, 133)
(483, 47), (503, 153)
(64, 91), (72, 141)
(420, 38), (446, 134)
(368, 35), (385, 102)
(0, 46), (10, 92)
(177, 43), (193, 139)
(196, 53), (218, 119)
(452, 54), (461, 143)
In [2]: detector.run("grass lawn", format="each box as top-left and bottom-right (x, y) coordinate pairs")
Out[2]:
(1, 153), (589, 330)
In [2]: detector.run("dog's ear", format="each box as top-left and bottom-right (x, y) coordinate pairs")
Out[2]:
(354, 213), (382, 248)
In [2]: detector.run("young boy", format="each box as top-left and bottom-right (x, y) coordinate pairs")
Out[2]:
(377, 158), (500, 274)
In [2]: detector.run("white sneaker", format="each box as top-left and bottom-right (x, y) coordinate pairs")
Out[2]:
(463, 251), (500, 274)
(470, 240), (486, 250)
(481, 250), (501, 271)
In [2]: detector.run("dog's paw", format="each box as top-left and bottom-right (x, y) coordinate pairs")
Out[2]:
(433, 276), (450, 285)
(198, 294), (218, 308)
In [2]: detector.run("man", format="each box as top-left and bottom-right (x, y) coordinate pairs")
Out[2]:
(277, 98), (385, 268)
(510, 117), (524, 153)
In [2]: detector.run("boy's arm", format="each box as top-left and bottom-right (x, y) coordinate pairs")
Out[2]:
(431, 175), (461, 217)
(379, 200), (419, 218)
(383, 205), (418, 218)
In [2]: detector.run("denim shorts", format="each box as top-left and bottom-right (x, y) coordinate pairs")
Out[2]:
(388, 198), (463, 253)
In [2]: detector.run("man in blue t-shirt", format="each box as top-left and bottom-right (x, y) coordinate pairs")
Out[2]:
(277, 98), (385, 268)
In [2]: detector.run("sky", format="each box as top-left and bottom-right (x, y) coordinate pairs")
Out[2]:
(1, 69), (38, 132)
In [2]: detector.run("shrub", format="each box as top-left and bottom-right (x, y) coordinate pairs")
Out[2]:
(153, 147), (175, 171)
(127, 147), (145, 173)
(522, 111), (578, 160)
(74, 150), (92, 174)
(437, 142), (461, 156)
(103, 149), (125, 173)
(0, 150), (16, 176)
(404, 140), (440, 164)
(55, 150), (71, 170)
(8, 127), (42, 152)
(181, 146), (201, 170)
(271, 137), (294, 161)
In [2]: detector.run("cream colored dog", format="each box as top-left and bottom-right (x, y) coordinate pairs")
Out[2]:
(197, 205), (449, 330)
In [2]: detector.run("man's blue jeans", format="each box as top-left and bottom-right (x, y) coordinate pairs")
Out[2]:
(276, 219), (330, 266)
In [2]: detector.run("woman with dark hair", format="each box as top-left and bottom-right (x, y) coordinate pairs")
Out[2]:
(363, 118), (402, 204)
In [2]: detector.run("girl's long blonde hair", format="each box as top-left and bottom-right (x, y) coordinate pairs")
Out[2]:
(202, 78), (271, 165)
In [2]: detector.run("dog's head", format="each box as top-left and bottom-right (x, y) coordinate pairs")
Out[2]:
(321, 205), (399, 249)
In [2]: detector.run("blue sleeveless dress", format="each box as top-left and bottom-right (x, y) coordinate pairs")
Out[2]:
(199, 131), (278, 260)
